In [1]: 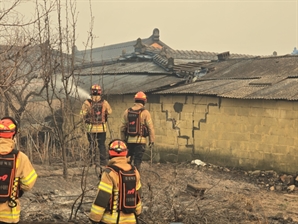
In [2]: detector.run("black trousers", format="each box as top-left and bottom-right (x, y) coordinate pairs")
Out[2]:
(0, 222), (18, 224)
(87, 132), (107, 166)
(126, 143), (146, 171)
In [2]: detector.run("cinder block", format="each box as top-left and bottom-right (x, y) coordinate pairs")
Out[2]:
(160, 95), (173, 104)
(148, 103), (161, 112)
(278, 119), (295, 128)
(193, 96), (218, 105)
(185, 95), (194, 104)
(211, 123), (226, 133)
(257, 143), (273, 154)
(250, 133), (263, 142)
(216, 114), (233, 124)
(122, 94), (134, 102)
(162, 103), (174, 113)
(260, 134), (279, 145)
(276, 101), (293, 109)
(178, 127), (192, 137)
(230, 132), (250, 141)
(236, 107), (250, 116)
(208, 105), (220, 114)
(181, 104), (195, 113)
(179, 112), (194, 120)
(284, 110), (298, 119)
(250, 107), (267, 117)
(221, 98), (242, 107)
(278, 136), (294, 146)
(177, 120), (191, 129)
(173, 95), (186, 103)
(205, 114), (217, 124)
(177, 137), (188, 146)
(261, 117), (278, 126)
(194, 129), (206, 139)
(230, 141), (245, 151)
(254, 124), (271, 135)
(271, 144), (287, 154)
(214, 139), (231, 149)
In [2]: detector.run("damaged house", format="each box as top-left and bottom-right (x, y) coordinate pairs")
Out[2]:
(73, 28), (298, 173)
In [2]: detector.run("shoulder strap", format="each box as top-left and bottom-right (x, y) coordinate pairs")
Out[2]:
(128, 107), (144, 113)
(88, 99), (104, 104)
(108, 165), (135, 173)
(0, 149), (19, 158)
(11, 149), (19, 156)
(108, 165), (122, 173)
(103, 167), (113, 174)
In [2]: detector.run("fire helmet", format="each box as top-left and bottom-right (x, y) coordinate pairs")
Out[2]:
(134, 91), (147, 102)
(91, 84), (102, 96)
(0, 117), (18, 139)
(108, 139), (128, 157)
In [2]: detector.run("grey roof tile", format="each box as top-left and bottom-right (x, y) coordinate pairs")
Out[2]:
(78, 74), (184, 95)
(153, 55), (298, 100)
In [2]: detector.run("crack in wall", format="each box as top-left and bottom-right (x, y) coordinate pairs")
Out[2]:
(161, 101), (219, 151)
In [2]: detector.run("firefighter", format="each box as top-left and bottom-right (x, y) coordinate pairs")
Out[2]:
(0, 117), (38, 224)
(80, 84), (112, 166)
(89, 139), (142, 224)
(120, 91), (155, 171)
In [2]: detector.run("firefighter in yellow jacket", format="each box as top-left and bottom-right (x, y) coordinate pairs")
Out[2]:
(89, 139), (142, 224)
(0, 117), (38, 224)
(120, 91), (155, 171)
(80, 84), (112, 166)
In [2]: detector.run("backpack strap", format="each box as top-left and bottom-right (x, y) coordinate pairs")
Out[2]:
(107, 165), (123, 173)
(108, 164), (135, 173)
(128, 107), (144, 113)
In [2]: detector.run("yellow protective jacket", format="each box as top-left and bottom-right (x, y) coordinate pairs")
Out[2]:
(0, 138), (38, 223)
(120, 103), (155, 144)
(80, 95), (112, 133)
(89, 157), (142, 224)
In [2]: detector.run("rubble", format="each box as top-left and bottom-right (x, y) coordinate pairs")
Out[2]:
(190, 159), (298, 193)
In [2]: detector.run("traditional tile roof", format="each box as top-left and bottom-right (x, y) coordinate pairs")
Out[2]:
(65, 28), (298, 101)
(74, 28), (171, 62)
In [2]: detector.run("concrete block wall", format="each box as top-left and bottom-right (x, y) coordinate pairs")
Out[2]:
(107, 95), (298, 173)
(193, 98), (298, 173)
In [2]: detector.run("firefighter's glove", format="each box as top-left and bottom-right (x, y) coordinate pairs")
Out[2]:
(149, 142), (154, 147)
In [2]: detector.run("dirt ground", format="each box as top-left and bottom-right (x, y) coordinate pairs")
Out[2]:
(18, 161), (298, 224)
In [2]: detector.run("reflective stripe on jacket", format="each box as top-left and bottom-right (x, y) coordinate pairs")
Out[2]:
(89, 157), (142, 224)
(0, 138), (38, 223)
(120, 103), (155, 144)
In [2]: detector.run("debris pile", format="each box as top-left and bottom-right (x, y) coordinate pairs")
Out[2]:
(190, 160), (298, 193)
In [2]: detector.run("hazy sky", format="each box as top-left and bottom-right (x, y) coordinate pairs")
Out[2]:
(17, 0), (298, 56)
